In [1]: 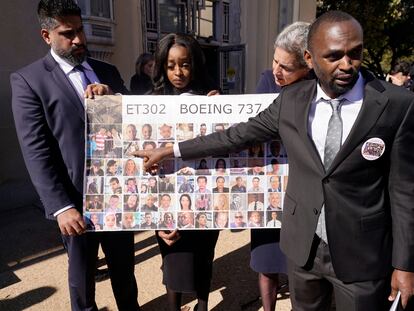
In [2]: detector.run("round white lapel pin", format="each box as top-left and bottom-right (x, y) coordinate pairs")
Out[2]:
(361, 137), (385, 161)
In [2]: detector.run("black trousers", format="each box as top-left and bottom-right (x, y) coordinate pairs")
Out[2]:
(62, 231), (139, 311)
(288, 237), (392, 311)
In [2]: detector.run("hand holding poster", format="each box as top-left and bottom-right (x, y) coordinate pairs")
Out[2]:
(84, 94), (287, 231)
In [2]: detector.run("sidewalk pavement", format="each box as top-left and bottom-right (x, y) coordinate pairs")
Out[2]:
(0, 205), (292, 310)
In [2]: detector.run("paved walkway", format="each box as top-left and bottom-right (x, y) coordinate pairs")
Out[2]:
(0, 205), (291, 310)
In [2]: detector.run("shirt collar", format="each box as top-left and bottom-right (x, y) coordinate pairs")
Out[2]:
(315, 72), (364, 103)
(50, 49), (93, 74)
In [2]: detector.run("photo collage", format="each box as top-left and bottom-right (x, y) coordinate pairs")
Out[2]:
(84, 98), (288, 231)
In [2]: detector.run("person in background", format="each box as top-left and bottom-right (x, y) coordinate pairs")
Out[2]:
(151, 33), (219, 311)
(130, 52), (154, 94)
(386, 61), (411, 90)
(252, 21), (311, 311)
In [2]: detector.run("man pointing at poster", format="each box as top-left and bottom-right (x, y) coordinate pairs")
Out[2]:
(136, 11), (414, 310)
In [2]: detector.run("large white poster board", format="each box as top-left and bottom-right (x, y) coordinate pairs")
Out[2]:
(84, 94), (288, 231)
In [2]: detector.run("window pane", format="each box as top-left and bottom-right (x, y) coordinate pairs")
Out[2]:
(223, 2), (229, 42)
(91, 0), (111, 18)
(198, 1), (214, 38)
(159, 0), (186, 33)
(145, 0), (158, 32)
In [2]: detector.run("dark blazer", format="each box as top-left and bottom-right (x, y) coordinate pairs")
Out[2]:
(179, 69), (414, 283)
(11, 52), (128, 219)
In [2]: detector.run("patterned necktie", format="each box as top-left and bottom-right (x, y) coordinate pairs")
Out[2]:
(324, 99), (344, 169)
(317, 98), (344, 244)
(74, 64), (92, 88)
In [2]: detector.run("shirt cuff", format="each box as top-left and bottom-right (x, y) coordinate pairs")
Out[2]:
(173, 143), (182, 157)
(53, 205), (75, 217)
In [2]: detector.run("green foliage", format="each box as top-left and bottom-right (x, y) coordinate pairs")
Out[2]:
(317, 0), (414, 79)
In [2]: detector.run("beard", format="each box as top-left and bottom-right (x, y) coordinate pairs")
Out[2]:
(313, 62), (360, 97)
(328, 69), (359, 95)
(54, 44), (88, 66)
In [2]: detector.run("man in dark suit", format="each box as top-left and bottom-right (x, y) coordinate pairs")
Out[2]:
(11, 1), (140, 310)
(137, 11), (414, 310)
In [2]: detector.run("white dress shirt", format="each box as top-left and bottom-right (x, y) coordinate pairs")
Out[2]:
(308, 73), (364, 162)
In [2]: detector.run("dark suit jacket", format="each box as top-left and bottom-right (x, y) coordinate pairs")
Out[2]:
(11, 52), (128, 219)
(179, 70), (414, 283)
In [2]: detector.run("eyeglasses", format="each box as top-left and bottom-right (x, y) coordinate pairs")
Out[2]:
(235, 216), (243, 218)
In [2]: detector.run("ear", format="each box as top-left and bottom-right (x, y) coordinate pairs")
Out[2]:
(304, 49), (313, 69)
(41, 29), (52, 45)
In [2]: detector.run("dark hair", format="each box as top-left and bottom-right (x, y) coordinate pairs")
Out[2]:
(142, 141), (156, 149)
(107, 160), (116, 167)
(109, 177), (119, 184)
(215, 176), (225, 183)
(152, 33), (217, 95)
(179, 194), (192, 209)
(196, 212), (207, 219)
(197, 176), (207, 183)
(37, 0), (81, 30)
(197, 159), (208, 169)
(135, 53), (154, 75)
(270, 158), (280, 165)
(390, 61), (411, 75)
(215, 159), (226, 170)
(308, 11), (359, 52)
(142, 124), (153, 134)
(196, 212), (207, 227)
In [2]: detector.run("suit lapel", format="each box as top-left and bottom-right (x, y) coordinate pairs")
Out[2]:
(326, 74), (388, 174)
(294, 81), (325, 172)
(43, 53), (85, 121)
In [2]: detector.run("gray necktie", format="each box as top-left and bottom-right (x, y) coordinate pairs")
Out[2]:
(324, 99), (343, 169)
(317, 98), (344, 243)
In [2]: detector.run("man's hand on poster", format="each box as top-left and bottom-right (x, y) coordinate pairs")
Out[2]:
(389, 269), (414, 308)
(132, 146), (174, 175)
(84, 83), (114, 99)
(57, 208), (86, 236)
(158, 230), (181, 246)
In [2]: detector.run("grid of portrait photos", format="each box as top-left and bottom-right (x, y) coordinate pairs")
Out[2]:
(84, 97), (288, 231)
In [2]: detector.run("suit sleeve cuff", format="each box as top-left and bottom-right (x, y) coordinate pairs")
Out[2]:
(174, 143), (182, 158)
(53, 205), (75, 218)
